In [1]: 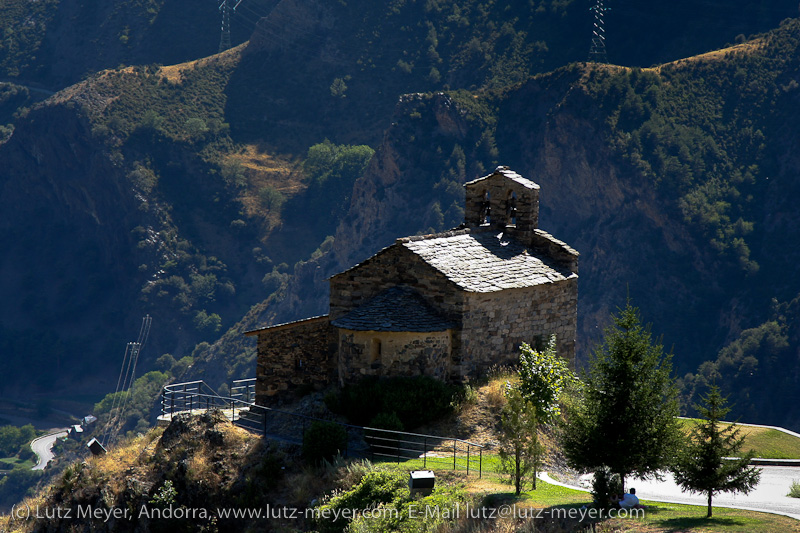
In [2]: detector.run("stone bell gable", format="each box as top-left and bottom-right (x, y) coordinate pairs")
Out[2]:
(246, 166), (579, 404)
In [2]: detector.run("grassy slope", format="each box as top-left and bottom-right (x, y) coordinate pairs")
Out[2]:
(679, 418), (800, 459)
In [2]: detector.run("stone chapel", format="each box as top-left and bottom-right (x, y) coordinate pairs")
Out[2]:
(245, 166), (578, 405)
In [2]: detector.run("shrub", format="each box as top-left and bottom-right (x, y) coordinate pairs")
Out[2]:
(369, 412), (404, 432)
(591, 467), (622, 510)
(316, 470), (407, 533)
(788, 480), (800, 498)
(335, 376), (458, 429)
(303, 421), (348, 465)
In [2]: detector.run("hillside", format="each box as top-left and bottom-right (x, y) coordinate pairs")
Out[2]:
(1, 0), (800, 423)
(197, 21), (800, 430)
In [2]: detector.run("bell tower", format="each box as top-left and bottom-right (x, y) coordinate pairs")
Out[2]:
(464, 166), (540, 239)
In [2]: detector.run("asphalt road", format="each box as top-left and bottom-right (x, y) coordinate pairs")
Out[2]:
(628, 467), (800, 520)
(543, 467), (800, 520)
(30, 430), (68, 471)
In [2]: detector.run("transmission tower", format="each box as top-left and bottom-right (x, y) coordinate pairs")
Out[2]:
(218, 0), (244, 53)
(588, 0), (609, 64)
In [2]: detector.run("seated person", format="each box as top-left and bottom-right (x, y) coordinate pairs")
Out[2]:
(619, 488), (640, 509)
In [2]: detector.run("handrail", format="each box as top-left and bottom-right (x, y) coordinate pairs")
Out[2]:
(161, 379), (485, 475)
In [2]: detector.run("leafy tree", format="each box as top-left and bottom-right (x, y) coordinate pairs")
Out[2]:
(671, 385), (761, 518)
(497, 386), (544, 494)
(561, 301), (682, 490)
(302, 140), (374, 226)
(518, 335), (576, 424)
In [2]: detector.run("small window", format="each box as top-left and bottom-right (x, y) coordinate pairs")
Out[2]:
(507, 191), (518, 226)
(481, 191), (491, 224)
(370, 338), (382, 362)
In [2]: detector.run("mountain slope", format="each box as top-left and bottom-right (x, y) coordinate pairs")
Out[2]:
(2, 0), (800, 418)
(205, 21), (800, 430)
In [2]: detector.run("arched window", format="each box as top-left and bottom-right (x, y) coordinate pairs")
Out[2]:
(506, 191), (518, 226)
(370, 338), (382, 362)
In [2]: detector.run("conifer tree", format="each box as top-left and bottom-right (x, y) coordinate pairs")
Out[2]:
(671, 385), (761, 517)
(561, 300), (681, 490)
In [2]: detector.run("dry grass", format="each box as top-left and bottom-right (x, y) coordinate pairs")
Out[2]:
(158, 43), (245, 84)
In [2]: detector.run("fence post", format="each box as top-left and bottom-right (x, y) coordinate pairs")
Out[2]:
(479, 448), (482, 479)
(396, 432), (400, 464)
(467, 445), (470, 476)
(423, 437), (427, 469)
(453, 441), (456, 470)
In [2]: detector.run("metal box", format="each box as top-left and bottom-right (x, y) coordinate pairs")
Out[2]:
(408, 470), (435, 496)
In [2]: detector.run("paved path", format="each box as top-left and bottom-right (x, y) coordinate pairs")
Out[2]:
(30, 430), (68, 471)
(542, 468), (800, 520)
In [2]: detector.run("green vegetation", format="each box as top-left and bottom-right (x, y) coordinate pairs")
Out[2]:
(672, 385), (760, 518)
(517, 335), (575, 424)
(679, 419), (800, 459)
(281, 139), (375, 247)
(93, 354), (193, 440)
(561, 301), (682, 490)
(681, 292), (800, 427)
(632, 500), (800, 532)
(788, 480), (800, 498)
(327, 376), (465, 430)
(0, 424), (37, 458)
(302, 421), (348, 466)
(496, 386), (542, 494)
(315, 468), (468, 533)
(0, 424), (41, 510)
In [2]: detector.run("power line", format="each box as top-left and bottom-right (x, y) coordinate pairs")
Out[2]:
(588, 0), (609, 64)
(100, 315), (152, 447)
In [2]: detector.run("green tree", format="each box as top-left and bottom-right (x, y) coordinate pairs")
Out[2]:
(518, 335), (575, 424)
(671, 385), (761, 518)
(497, 386), (544, 494)
(561, 301), (681, 490)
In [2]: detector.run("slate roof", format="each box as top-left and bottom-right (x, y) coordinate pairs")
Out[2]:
(331, 286), (455, 332)
(401, 229), (574, 293)
(464, 166), (539, 190)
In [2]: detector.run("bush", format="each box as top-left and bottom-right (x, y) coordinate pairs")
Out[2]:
(591, 467), (622, 510)
(315, 470), (407, 533)
(788, 480), (800, 498)
(369, 412), (404, 432)
(302, 421), (348, 465)
(316, 468), (468, 533)
(335, 376), (459, 430)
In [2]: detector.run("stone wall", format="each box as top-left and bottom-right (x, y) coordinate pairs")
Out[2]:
(252, 316), (336, 405)
(458, 278), (577, 380)
(330, 244), (465, 325)
(465, 171), (540, 232)
(337, 329), (452, 385)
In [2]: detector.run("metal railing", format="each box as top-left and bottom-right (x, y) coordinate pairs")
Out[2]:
(231, 378), (256, 405)
(161, 379), (485, 476)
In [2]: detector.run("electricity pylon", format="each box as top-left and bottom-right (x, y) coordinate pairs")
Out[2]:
(588, 0), (609, 64)
(219, 0), (244, 53)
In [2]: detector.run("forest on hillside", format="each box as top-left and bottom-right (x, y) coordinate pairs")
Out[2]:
(0, 0), (799, 435)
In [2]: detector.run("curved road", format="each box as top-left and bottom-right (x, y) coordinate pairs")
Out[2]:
(30, 430), (68, 471)
(542, 468), (800, 520)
